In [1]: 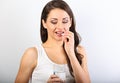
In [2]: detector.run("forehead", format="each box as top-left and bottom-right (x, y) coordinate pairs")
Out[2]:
(47, 8), (70, 19)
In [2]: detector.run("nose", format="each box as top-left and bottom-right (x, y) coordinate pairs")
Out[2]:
(56, 22), (64, 29)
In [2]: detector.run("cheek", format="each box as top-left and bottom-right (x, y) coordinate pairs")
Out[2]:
(47, 25), (56, 33)
(64, 24), (71, 31)
(65, 21), (72, 30)
(46, 23), (55, 29)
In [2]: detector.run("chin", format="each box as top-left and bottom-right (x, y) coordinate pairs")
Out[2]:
(57, 39), (63, 41)
(55, 38), (63, 41)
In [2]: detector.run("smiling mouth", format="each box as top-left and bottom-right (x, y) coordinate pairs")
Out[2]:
(55, 31), (64, 36)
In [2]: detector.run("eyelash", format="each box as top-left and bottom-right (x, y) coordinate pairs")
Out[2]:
(51, 21), (68, 24)
(51, 21), (57, 24)
(63, 21), (68, 24)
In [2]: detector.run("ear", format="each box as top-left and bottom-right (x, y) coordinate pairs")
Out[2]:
(42, 19), (47, 29)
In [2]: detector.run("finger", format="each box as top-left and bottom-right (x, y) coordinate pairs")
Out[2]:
(51, 77), (62, 82)
(63, 35), (68, 43)
(47, 75), (60, 83)
(65, 30), (73, 34)
(64, 31), (74, 38)
(50, 74), (59, 79)
(64, 33), (74, 41)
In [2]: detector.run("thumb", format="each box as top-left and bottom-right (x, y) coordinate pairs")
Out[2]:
(63, 37), (68, 44)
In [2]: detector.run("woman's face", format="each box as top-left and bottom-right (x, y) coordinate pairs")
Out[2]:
(42, 8), (72, 41)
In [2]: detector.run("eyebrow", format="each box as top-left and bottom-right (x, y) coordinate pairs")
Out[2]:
(51, 18), (58, 20)
(50, 17), (69, 21)
(63, 17), (69, 20)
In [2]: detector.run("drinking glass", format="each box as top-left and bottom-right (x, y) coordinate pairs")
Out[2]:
(53, 64), (66, 82)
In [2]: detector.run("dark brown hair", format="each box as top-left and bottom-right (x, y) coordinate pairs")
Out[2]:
(40, 0), (83, 77)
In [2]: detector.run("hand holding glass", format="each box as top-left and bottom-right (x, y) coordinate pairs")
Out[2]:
(53, 64), (66, 82)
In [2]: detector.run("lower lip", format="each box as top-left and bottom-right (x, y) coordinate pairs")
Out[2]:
(56, 33), (63, 37)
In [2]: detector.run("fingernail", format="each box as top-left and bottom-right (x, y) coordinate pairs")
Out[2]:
(61, 33), (64, 36)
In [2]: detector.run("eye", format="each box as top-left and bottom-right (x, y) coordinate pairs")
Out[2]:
(51, 21), (57, 24)
(62, 20), (68, 24)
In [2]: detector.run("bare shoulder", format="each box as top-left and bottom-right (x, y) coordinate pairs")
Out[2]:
(23, 47), (38, 58)
(21, 47), (38, 68)
(77, 45), (86, 57)
(15, 47), (38, 83)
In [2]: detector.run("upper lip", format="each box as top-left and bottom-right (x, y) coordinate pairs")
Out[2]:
(55, 31), (64, 34)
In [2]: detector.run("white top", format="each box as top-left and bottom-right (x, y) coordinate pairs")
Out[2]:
(29, 44), (75, 83)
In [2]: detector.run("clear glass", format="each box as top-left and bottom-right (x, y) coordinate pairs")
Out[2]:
(53, 64), (66, 82)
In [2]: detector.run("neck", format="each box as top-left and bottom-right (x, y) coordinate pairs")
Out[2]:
(42, 39), (64, 48)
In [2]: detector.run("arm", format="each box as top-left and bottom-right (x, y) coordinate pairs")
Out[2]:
(63, 31), (90, 83)
(15, 47), (37, 83)
(69, 46), (91, 83)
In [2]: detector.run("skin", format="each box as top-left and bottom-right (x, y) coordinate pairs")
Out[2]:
(15, 8), (90, 83)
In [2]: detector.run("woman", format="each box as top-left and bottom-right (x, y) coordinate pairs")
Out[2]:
(15, 0), (91, 83)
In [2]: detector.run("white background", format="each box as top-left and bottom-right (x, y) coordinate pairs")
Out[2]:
(0, 0), (120, 83)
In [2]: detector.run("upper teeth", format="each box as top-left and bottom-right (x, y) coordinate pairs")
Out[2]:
(56, 32), (64, 34)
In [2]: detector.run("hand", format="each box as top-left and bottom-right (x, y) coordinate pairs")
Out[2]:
(63, 31), (75, 56)
(47, 75), (64, 83)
